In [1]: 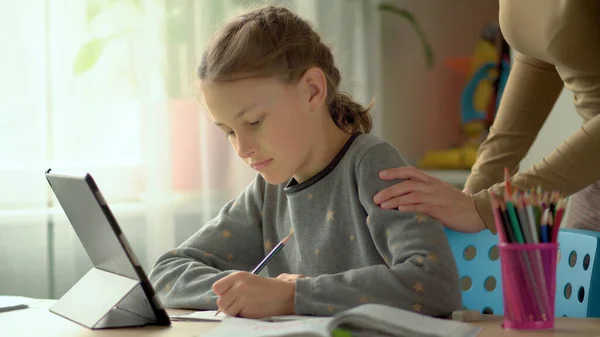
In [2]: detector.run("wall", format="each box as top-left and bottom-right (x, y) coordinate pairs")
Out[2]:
(379, 0), (499, 164)
(519, 90), (581, 171)
(518, 88), (581, 225)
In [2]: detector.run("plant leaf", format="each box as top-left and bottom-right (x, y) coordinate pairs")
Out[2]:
(73, 37), (111, 75)
(378, 4), (435, 69)
(126, 0), (144, 13)
(85, 0), (104, 22)
(73, 30), (129, 75)
(86, 0), (143, 23)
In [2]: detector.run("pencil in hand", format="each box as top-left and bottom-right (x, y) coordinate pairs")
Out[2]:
(214, 232), (294, 316)
(252, 232), (293, 274)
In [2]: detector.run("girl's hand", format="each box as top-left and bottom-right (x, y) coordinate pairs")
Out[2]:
(276, 273), (306, 282)
(212, 271), (295, 318)
(373, 166), (486, 233)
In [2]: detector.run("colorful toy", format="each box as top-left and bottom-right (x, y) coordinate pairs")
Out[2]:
(418, 24), (511, 170)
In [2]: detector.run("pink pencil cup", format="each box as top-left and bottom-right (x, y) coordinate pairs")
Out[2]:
(498, 242), (558, 330)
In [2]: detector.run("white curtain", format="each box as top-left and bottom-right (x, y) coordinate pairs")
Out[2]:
(0, 0), (381, 299)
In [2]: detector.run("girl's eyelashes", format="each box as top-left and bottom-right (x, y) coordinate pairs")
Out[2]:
(223, 115), (265, 137)
(249, 117), (264, 127)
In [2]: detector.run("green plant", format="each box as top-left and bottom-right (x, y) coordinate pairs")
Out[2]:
(73, 1), (434, 77)
(377, 3), (434, 69)
(73, 0), (187, 76)
(73, 0), (142, 75)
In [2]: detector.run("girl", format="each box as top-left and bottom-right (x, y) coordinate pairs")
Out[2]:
(149, 5), (461, 319)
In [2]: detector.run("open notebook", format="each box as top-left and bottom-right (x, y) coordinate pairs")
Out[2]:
(199, 304), (481, 337)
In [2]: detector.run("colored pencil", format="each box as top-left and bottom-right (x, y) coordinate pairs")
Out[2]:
(505, 195), (525, 244)
(540, 209), (550, 243)
(491, 193), (508, 243)
(500, 203), (517, 243)
(516, 195), (533, 244)
(551, 200), (565, 243)
(504, 167), (512, 196)
(524, 195), (540, 244)
(546, 211), (554, 245)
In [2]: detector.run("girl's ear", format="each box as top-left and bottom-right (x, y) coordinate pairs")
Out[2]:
(300, 67), (327, 111)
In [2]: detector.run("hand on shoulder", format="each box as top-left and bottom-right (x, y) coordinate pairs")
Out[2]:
(373, 166), (486, 233)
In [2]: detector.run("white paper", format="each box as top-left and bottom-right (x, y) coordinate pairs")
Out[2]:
(203, 316), (331, 337)
(0, 296), (35, 313)
(171, 310), (226, 321)
(171, 310), (325, 323)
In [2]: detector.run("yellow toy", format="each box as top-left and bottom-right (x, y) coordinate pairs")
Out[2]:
(418, 24), (508, 170)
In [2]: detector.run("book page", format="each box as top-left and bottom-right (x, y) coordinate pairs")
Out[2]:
(171, 310), (324, 323)
(333, 304), (481, 337)
(203, 316), (332, 337)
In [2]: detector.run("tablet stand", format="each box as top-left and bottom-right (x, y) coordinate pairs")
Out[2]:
(50, 267), (160, 329)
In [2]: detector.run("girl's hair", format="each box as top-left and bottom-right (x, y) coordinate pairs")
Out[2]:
(197, 5), (372, 134)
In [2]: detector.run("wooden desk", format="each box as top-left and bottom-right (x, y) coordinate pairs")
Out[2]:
(3, 300), (600, 337)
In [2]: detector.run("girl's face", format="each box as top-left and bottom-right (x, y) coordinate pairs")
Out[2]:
(202, 73), (322, 185)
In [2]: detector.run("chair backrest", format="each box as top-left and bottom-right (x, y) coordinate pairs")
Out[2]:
(445, 227), (600, 318)
(444, 228), (503, 315)
(555, 228), (600, 317)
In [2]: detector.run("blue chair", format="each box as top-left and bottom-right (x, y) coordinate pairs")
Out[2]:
(555, 228), (600, 317)
(444, 228), (503, 315)
(445, 227), (600, 318)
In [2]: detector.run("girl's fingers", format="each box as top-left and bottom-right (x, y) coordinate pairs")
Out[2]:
(216, 290), (237, 312)
(220, 296), (243, 317)
(212, 272), (240, 295)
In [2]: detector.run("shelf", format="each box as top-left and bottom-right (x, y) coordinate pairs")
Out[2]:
(422, 169), (471, 187)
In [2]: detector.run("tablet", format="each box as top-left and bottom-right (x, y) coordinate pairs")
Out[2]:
(45, 169), (170, 329)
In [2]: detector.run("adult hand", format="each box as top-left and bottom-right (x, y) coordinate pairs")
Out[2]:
(212, 271), (295, 318)
(373, 166), (486, 233)
(276, 273), (306, 282)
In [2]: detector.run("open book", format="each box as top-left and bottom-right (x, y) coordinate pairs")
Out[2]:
(200, 304), (481, 337)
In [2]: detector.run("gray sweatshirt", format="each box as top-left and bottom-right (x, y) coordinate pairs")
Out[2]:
(149, 134), (462, 317)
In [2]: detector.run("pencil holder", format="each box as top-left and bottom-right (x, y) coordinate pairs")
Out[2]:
(498, 242), (558, 330)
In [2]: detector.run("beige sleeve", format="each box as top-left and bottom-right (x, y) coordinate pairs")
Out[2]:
(468, 54), (600, 232)
(465, 53), (564, 194)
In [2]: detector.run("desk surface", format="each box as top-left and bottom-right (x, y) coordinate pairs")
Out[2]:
(3, 300), (600, 337)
